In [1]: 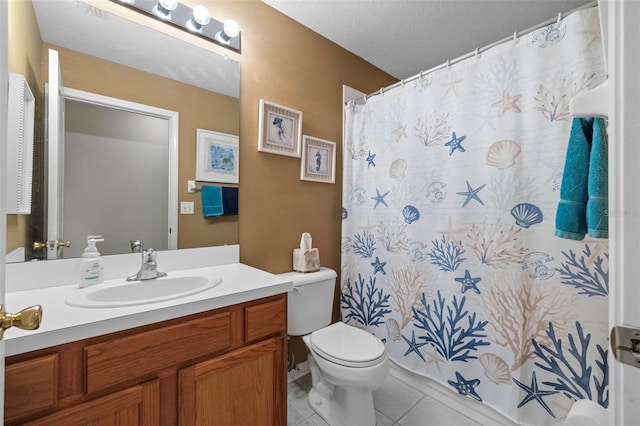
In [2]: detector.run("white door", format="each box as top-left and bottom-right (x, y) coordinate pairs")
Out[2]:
(608, 0), (640, 424)
(45, 48), (66, 260)
(1, 4), (44, 416)
(0, 0), (9, 417)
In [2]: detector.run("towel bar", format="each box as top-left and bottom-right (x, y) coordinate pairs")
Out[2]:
(187, 180), (238, 193)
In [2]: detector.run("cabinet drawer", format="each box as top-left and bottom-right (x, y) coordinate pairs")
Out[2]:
(5, 354), (58, 422)
(245, 297), (286, 343)
(86, 312), (231, 393)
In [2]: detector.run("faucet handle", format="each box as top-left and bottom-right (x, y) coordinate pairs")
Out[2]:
(131, 240), (144, 253)
(143, 248), (157, 263)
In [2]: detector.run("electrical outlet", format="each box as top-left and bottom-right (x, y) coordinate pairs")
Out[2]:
(180, 201), (194, 214)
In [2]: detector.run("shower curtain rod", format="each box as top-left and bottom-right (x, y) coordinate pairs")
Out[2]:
(353, 0), (598, 104)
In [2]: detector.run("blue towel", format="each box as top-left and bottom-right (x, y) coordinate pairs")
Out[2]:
(586, 118), (608, 238)
(555, 117), (608, 240)
(201, 185), (223, 217)
(222, 187), (238, 216)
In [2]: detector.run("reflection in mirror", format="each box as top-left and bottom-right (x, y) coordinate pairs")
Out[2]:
(6, 0), (240, 262)
(63, 91), (174, 258)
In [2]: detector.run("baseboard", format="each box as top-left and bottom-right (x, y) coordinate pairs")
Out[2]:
(287, 360), (310, 383)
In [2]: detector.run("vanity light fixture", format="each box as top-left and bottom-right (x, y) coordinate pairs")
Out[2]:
(113, 0), (241, 52)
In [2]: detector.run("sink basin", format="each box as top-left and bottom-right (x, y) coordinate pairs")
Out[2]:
(65, 273), (222, 308)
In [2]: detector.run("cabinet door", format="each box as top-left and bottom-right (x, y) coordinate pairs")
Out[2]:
(179, 338), (284, 426)
(5, 354), (58, 423)
(22, 380), (159, 426)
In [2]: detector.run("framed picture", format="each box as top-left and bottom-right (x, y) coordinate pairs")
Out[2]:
(300, 135), (336, 184)
(258, 99), (303, 157)
(195, 129), (239, 184)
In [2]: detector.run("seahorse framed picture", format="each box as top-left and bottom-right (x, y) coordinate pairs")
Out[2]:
(257, 99), (303, 157)
(195, 129), (239, 184)
(300, 135), (336, 184)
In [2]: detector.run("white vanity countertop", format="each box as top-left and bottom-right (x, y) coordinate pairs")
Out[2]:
(5, 263), (293, 357)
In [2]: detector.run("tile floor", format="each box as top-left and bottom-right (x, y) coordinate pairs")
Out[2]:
(287, 365), (482, 426)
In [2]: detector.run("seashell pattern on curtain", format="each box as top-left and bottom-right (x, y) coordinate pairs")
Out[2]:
(341, 7), (608, 425)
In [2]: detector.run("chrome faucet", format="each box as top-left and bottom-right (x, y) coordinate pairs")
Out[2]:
(126, 248), (167, 281)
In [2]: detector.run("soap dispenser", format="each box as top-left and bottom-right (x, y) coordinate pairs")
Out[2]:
(77, 235), (105, 288)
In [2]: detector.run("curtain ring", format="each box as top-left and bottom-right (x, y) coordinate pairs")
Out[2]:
(447, 59), (452, 71)
(474, 47), (480, 59)
(401, 79), (405, 88)
(513, 31), (518, 45)
(364, 94), (368, 103)
(380, 88), (384, 96)
(556, 12), (562, 26)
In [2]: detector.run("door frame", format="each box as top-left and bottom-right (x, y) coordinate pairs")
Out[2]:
(0, 0), (9, 418)
(49, 84), (180, 254)
(608, 0), (640, 424)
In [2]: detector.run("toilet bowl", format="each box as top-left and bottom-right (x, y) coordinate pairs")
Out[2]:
(303, 322), (390, 426)
(282, 268), (390, 426)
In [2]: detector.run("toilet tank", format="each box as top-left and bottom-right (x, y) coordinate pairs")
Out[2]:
(280, 267), (337, 336)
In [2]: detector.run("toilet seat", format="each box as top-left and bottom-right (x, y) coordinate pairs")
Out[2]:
(309, 322), (386, 368)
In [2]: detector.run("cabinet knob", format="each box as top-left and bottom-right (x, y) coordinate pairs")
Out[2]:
(0, 305), (43, 340)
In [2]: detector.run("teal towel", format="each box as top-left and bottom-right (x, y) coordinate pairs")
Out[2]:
(586, 118), (608, 238)
(201, 185), (223, 217)
(555, 117), (608, 240)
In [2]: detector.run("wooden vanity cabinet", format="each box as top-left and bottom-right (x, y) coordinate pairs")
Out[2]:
(4, 294), (287, 426)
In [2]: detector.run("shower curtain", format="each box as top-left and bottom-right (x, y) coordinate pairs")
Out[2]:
(341, 7), (607, 425)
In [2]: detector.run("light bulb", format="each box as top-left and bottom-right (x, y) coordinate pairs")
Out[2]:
(159, 0), (178, 10)
(152, 0), (178, 20)
(215, 19), (240, 44)
(186, 5), (211, 32)
(223, 19), (240, 38)
(193, 6), (211, 26)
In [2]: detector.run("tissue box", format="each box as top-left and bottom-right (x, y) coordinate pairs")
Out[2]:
(293, 248), (320, 273)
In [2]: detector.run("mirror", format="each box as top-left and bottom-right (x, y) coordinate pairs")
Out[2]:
(6, 0), (240, 262)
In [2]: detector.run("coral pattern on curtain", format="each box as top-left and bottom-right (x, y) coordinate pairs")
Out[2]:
(341, 8), (607, 425)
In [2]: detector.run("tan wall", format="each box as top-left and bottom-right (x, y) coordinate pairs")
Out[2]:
(6, 0), (44, 254)
(213, 0), (396, 273)
(200, 1), (397, 362)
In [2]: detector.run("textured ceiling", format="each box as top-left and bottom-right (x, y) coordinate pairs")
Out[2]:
(262, 0), (594, 79)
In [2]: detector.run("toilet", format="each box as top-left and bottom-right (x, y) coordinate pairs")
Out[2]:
(282, 267), (389, 426)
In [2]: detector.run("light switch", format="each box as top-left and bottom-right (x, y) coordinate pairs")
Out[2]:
(180, 201), (194, 214)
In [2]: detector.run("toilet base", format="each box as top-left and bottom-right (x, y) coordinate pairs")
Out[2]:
(307, 385), (376, 426)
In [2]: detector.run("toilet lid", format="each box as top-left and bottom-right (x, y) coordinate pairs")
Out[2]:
(310, 322), (385, 368)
